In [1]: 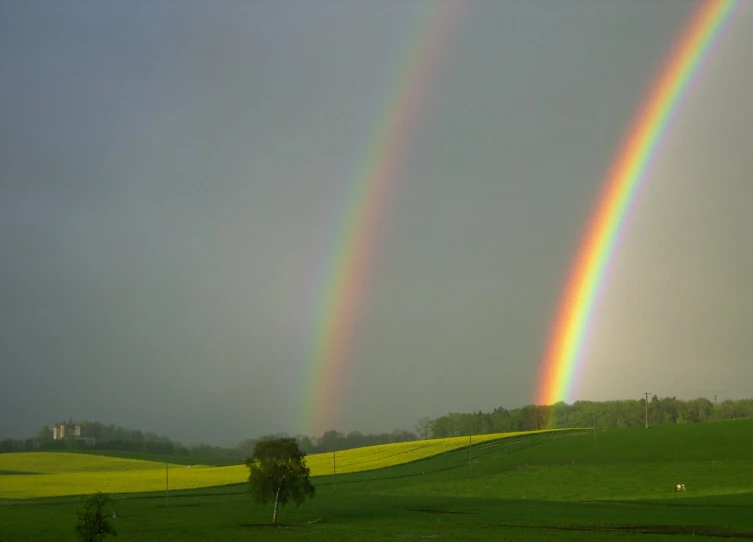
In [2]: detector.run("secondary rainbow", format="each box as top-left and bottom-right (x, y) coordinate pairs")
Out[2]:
(300, 2), (461, 435)
(536, 0), (740, 406)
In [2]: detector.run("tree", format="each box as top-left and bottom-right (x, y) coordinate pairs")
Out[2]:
(414, 417), (433, 440)
(37, 425), (52, 442)
(74, 491), (117, 542)
(296, 435), (314, 453)
(390, 429), (416, 443)
(235, 438), (258, 459)
(319, 430), (343, 452)
(245, 437), (315, 526)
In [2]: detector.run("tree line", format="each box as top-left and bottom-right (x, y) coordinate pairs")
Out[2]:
(2, 419), (422, 459)
(0, 420), (240, 461)
(424, 396), (753, 438)
(1, 420), (421, 460)
(3, 396), (751, 457)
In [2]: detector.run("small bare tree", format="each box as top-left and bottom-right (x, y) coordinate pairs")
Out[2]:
(75, 491), (117, 542)
(414, 417), (433, 440)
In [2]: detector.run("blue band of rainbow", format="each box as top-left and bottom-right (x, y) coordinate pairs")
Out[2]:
(537, 0), (739, 406)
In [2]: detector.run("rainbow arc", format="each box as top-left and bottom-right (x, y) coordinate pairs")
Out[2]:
(300, 2), (460, 435)
(536, 0), (740, 406)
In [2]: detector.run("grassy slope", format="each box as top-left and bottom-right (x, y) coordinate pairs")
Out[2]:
(381, 419), (753, 501)
(304, 430), (562, 475)
(1, 420), (752, 541)
(0, 430), (561, 499)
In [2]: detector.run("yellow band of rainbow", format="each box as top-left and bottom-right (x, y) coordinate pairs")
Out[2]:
(536, 0), (740, 406)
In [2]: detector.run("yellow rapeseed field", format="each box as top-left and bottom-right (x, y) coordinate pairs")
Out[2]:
(304, 431), (545, 475)
(0, 431), (548, 499)
(0, 452), (173, 474)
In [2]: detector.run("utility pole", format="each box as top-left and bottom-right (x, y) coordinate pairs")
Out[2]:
(165, 461), (168, 507)
(332, 451), (336, 492)
(469, 436), (472, 479)
(644, 392), (651, 429)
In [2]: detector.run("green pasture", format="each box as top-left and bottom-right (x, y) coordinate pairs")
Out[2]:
(0, 430), (556, 499)
(1, 420), (752, 541)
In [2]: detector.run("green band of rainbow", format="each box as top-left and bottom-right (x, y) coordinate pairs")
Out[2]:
(299, 1), (461, 435)
(536, 0), (740, 406)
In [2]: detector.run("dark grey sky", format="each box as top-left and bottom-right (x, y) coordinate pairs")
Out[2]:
(2, 1), (751, 445)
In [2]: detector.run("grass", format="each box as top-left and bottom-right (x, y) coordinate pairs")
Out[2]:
(304, 429), (560, 475)
(1, 420), (752, 540)
(0, 430), (560, 499)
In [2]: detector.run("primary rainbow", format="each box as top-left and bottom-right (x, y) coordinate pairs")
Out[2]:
(536, 0), (740, 406)
(300, 2), (460, 435)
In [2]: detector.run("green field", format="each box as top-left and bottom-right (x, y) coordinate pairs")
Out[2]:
(1, 420), (752, 541)
(0, 431), (550, 500)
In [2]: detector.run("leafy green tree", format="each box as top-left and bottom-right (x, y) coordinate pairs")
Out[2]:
(429, 415), (450, 438)
(245, 437), (315, 526)
(74, 491), (117, 542)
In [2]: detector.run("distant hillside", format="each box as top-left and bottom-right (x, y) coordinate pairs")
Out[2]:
(310, 418), (753, 504)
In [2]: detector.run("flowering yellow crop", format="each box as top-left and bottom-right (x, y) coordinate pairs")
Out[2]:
(0, 452), (172, 474)
(0, 464), (246, 500)
(305, 431), (543, 475)
(0, 431), (552, 499)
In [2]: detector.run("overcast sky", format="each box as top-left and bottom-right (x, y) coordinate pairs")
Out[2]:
(1, 1), (751, 445)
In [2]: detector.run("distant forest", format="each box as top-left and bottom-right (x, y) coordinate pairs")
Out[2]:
(3, 396), (751, 459)
(425, 396), (753, 438)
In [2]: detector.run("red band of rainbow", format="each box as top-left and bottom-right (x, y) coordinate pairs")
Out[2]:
(536, 0), (740, 406)
(300, 1), (462, 435)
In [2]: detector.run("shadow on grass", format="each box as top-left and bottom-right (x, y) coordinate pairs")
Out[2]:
(516, 523), (753, 539)
(241, 523), (299, 529)
(408, 508), (478, 515)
